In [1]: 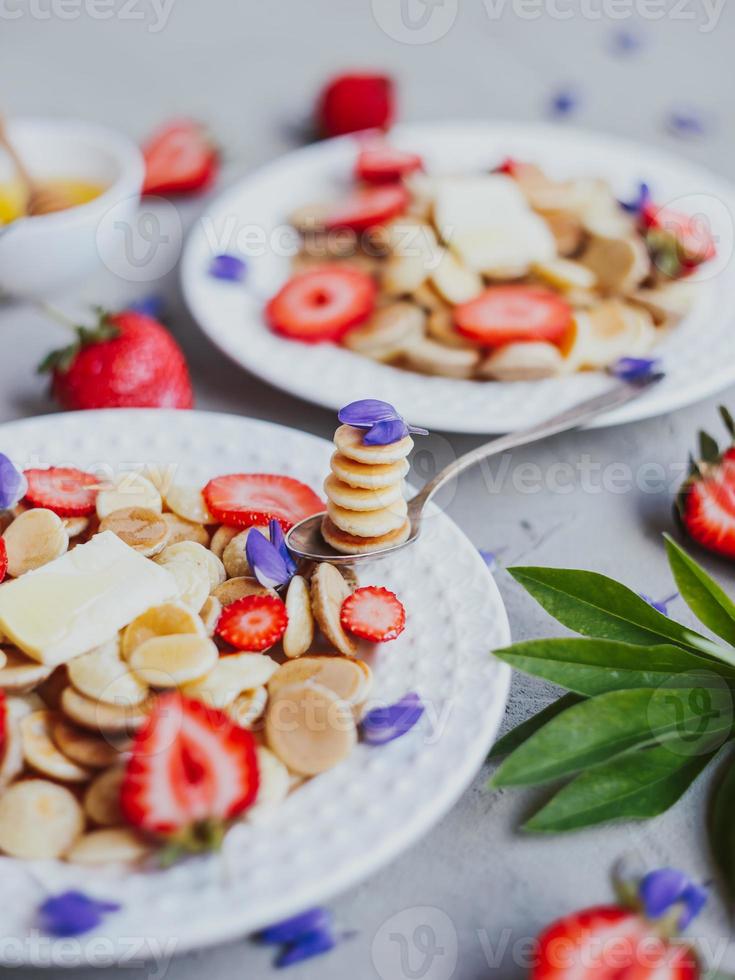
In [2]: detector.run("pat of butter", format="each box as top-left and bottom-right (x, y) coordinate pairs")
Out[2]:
(0, 531), (177, 665)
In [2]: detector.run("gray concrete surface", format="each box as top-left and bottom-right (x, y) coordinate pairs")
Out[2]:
(1, 1), (735, 976)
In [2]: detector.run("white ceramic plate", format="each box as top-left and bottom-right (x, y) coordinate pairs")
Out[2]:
(0, 409), (510, 967)
(181, 121), (735, 434)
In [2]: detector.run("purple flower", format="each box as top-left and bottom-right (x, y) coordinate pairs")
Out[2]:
(38, 891), (121, 938)
(126, 294), (166, 320)
(639, 868), (708, 930)
(666, 108), (709, 140)
(361, 692), (425, 746)
(620, 182), (652, 216)
(276, 929), (337, 968)
(261, 908), (333, 945)
(479, 548), (505, 573)
(245, 520), (297, 590)
(640, 592), (678, 617)
(610, 357), (662, 383)
(549, 89), (579, 118)
(338, 400), (428, 447)
(609, 28), (644, 56)
(0, 454), (26, 511)
(209, 253), (247, 282)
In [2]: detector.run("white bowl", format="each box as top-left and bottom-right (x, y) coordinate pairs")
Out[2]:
(0, 118), (144, 300)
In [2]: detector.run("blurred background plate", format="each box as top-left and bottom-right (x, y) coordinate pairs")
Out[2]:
(182, 121), (735, 433)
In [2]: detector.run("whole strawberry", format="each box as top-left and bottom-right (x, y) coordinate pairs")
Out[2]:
(142, 119), (219, 197)
(40, 309), (194, 411)
(317, 73), (395, 138)
(677, 406), (735, 559)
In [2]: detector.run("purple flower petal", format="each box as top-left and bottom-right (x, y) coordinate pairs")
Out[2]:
(361, 692), (425, 746)
(338, 400), (399, 428)
(363, 419), (409, 445)
(549, 89), (580, 118)
(667, 109), (709, 140)
(261, 908), (333, 945)
(620, 182), (651, 216)
(479, 549), (504, 573)
(209, 253), (247, 282)
(640, 592), (678, 617)
(0, 454), (27, 510)
(639, 869), (708, 930)
(269, 519), (298, 578)
(609, 28), (644, 56)
(245, 527), (291, 589)
(610, 357), (662, 383)
(39, 891), (121, 938)
(126, 294), (166, 320)
(275, 928), (337, 968)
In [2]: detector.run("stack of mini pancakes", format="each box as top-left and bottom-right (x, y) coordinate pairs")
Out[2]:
(321, 424), (412, 555)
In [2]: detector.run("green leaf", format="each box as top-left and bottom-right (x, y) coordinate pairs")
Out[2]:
(492, 685), (733, 787)
(720, 405), (735, 441)
(494, 637), (735, 696)
(509, 566), (708, 652)
(524, 744), (718, 833)
(699, 429), (720, 463)
(488, 693), (583, 760)
(664, 534), (735, 651)
(709, 748), (735, 903)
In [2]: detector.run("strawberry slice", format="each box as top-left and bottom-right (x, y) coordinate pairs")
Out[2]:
(533, 906), (650, 979)
(23, 467), (98, 517)
(215, 596), (288, 651)
(681, 476), (735, 557)
(204, 473), (324, 530)
(642, 202), (716, 267)
(454, 286), (573, 347)
(142, 120), (219, 196)
(266, 265), (376, 343)
(121, 693), (259, 844)
(340, 586), (406, 642)
(324, 185), (410, 231)
(355, 146), (424, 184)
(0, 539), (6, 584)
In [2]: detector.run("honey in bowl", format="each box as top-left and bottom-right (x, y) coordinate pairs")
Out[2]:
(0, 178), (106, 223)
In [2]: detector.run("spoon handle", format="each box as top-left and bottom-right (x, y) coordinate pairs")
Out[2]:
(407, 375), (662, 520)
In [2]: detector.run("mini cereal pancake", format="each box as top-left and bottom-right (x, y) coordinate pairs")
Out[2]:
(213, 576), (278, 607)
(182, 651), (278, 707)
(266, 682), (357, 776)
(36, 665), (70, 709)
(403, 337), (480, 379)
(0, 647), (54, 693)
(246, 746), (290, 823)
(323, 474), (403, 513)
(0, 649), (6, 670)
(158, 558), (210, 612)
(282, 575), (314, 659)
(156, 541), (226, 591)
(226, 686), (268, 729)
(0, 712), (24, 787)
(310, 562), (356, 656)
(321, 515), (411, 556)
(0, 779), (84, 859)
(163, 484), (214, 525)
(20, 709), (92, 782)
(68, 638), (149, 706)
(334, 424), (413, 466)
(477, 341), (565, 382)
(430, 248), (484, 304)
(579, 234), (650, 294)
(342, 302), (425, 358)
(199, 595), (222, 636)
(96, 473), (162, 520)
(99, 506), (169, 557)
(67, 827), (150, 865)
(162, 512), (210, 547)
(223, 528), (258, 579)
(62, 516), (90, 538)
(84, 766), (125, 826)
(61, 686), (150, 734)
(426, 307), (479, 350)
(330, 452), (409, 491)
(210, 525), (240, 560)
(327, 498), (408, 538)
(532, 257), (597, 292)
(269, 655), (369, 707)
(51, 715), (127, 769)
(2, 508), (68, 577)
(121, 601), (206, 660)
(129, 634), (219, 688)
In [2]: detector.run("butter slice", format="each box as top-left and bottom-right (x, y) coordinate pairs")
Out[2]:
(0, 531), (177, 666)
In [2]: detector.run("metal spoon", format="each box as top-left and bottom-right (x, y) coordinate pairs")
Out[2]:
(286, 373), (663, 566)
(0, 116), (73, 217)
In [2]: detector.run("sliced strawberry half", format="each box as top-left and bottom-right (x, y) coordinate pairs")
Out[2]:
(142, 120), (219, 196)
(266, 265), (376, 343)
(324, 184), (410, 232)
(204, 473), (324, 531)
(0, 539), (6, 585)
(681, 475), (735, 557)
(23, 467), (99, 517)
(533, 906), (649, 979)
(355, 145), (424, 184)
(121, 693), (259, 844)
(341, 586), (406, 642)
(454, 286), (573, 347)
(216, 596), (288, 651)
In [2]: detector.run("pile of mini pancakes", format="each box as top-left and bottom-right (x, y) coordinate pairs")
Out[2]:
(322, 425), (412, 555)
